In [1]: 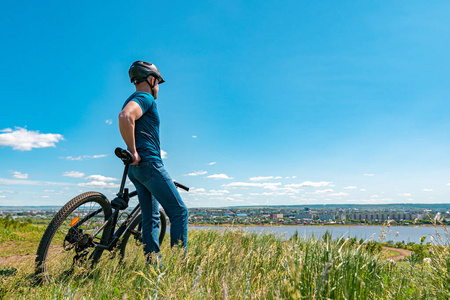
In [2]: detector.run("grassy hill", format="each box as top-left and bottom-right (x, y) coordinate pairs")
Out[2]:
(0, 219), (449, 299)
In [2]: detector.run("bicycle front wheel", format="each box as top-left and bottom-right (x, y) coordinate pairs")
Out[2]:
(35, 192), (113, 282)
(118, 209), (167, 260)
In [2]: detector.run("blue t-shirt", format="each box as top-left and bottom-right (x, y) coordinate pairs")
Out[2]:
(122, 92), (161, 162)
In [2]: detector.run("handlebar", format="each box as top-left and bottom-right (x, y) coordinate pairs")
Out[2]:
(174, 181), (189, 192)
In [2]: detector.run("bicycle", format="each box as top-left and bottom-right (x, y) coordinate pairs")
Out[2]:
(35, 147), (189, 281)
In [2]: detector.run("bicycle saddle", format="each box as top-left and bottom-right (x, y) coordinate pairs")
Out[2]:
(115, 147), (135, 165)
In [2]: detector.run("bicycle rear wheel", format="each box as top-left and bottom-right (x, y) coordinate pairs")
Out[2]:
(118, 209), (167, 260)
(35, 192), (113, 282)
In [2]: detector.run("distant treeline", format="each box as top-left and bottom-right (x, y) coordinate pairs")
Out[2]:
(0, 215), (33, 229)
(0, 206), (62, 212)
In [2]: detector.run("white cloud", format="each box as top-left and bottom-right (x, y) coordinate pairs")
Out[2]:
(250, 192), (275, 196)
(309, 189), (334, 194)
(363, 173), (374, 176)
(398, 193), (411, 197)
(222, 182), (281, 188)
(161, 150), (167, 159)
(190, 188), (206, 194)
(105, 119), (113, 125)
(292, 176), (297, 179)
(185, 170), (208, 176)
(446, 183), (450, 186)
(249, 187), (301, 196)
(360, 188), (367, 191)
(346, 199), (385, 204)
(285, 181), (332, 188)
(249, 176), (282, 181)
(226, 198), (244, 202)
(11, 171), (28, 179)
(0, 178), (67, 186)
(0, 127), (64, 151)
(60, 154), (107, 161)
(63, 171), (85, 178)
(282, 187), (302, 193)
(209, 162), (216, 165)
(423, 188), (433, 192)
(189, 188), (231, 196)
(328, 192), (349, 197)
(85, 175), (118, 181)
(78, 181), (119, 189)
(192, 135), (197, 138)
(61, 156), (83, 161)
(370, 195), (379, 198)
(0, 195), (5, 199)
(206, 174), (234, 180)
(344, 186), (357, 189)
(209, 189), (230, 195)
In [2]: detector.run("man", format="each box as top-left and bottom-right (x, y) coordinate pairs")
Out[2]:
(118, 61), (188, 261)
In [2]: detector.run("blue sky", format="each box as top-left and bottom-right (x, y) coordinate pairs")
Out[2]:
(1, 1), (449, 207)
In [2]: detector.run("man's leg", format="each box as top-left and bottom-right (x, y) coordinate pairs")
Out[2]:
(147, 162), (189, 249)
(128, 165), (161, 256)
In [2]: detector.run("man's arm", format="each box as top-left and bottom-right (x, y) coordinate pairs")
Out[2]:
(119, 101), (143, 165)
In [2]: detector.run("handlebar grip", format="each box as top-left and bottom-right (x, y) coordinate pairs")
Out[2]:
(174, 181), (189, 192)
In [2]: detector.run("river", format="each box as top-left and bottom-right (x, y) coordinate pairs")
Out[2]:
(188, 225), (450, 244)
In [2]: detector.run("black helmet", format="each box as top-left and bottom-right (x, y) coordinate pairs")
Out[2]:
(128, 61), (165, 84)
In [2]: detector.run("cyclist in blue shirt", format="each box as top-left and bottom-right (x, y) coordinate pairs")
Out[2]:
(118, 61), (188, 262)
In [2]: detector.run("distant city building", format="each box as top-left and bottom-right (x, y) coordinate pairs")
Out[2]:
(351, 213), (413, 221)
(318, 214), (334, 221)
(295, 214), (313, 220)
(338, 214), (346, 221)
(270, 214), (283, 219)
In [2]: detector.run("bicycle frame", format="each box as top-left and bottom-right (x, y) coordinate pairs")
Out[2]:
(84, 161), (140, 251)
(80, 148), (189, 252)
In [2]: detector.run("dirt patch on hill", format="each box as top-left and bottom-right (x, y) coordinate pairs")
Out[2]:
(382, 246), (412, 260)
(0, 254), (34, 267)
(0, 244), (62, 268)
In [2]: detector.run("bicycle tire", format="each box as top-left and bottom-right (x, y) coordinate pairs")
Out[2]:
(118, 209), (167, 260)
(35, 192), (113, 282)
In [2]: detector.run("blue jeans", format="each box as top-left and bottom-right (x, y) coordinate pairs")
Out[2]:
(128, 161), (188, 258)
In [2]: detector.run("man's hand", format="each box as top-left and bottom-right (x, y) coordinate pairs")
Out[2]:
(131, 151), (141, 165)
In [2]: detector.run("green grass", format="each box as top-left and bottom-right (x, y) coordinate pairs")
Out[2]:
(0, 220), (449, 299)
(0, 217), (46, 257)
